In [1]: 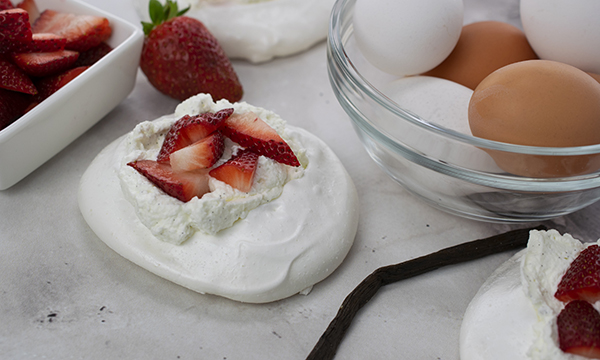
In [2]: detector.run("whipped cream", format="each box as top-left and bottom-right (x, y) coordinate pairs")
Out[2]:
(460, 229), (599, 360)
(78, 94), (359, 303)
(118, 94), (306, 245)
(522, 230), (599, 360)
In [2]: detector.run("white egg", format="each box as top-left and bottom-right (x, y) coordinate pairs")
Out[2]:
(379, 76), (501, 172)
(353, 0), (464, 76)
(521, 0), (600, 74)
(133, 0), (334, 63)
(381, 76), (472, 135)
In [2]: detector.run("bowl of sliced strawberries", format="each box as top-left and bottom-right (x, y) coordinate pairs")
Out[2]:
(0, 0), (143, 190)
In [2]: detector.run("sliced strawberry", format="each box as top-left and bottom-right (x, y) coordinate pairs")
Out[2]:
(33, 65), (88, 101)
(0, 0), (14, 11)
(23, 33), (67, 52)
(128, 159), (210, 202)
(170, 131), (225, 172)
(0, 57), (36, 94)
(209, 149), (259, 192)
(12, 50), (78, 77)
(22, 100), (37, 113)
(0, 8), (32, 53)
(555, 245), (600, 303)
(16, 0), (40, 24)
(157, 108), (234, 163)
(73, 41), (111, 67)
(221, 112), (300, 167)
(557, 300), (600, 359)
(0, 87), (31, 131)
(32, 10), (111, 52)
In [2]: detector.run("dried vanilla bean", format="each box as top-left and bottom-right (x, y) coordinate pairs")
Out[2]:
(306, 225), (547, 360)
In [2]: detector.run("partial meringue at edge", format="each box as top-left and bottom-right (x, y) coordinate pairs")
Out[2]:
(132, 0), (335, 63)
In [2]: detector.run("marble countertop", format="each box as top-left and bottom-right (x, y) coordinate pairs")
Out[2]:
(2, 0), (600, 359)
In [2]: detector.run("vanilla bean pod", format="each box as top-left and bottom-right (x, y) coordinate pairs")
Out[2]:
(306, 225), (547, 360)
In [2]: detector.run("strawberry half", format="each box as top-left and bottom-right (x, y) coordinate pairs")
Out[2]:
(0, 8), (32, 53)
(170, 131), (225, 172)
(32, 10), (111, 52)
(557, 300), (600, 359)
(156, 108), (233, 163)
(555, 245), (600, 303)
(221, 111), (300, 167)
(128, 159), (210, 202)
(209, 149), (259, 192)
(139, 0), (243, 102)
(12, 49), (79, 77)
(0, 57), (37, 94)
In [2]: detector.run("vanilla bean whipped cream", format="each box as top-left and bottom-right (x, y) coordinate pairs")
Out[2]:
(118, 94), (306, 245)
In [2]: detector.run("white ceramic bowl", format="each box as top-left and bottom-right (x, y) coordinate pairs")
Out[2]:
(0, 0), (143, 190)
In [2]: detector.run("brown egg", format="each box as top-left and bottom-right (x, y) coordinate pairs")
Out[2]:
(589, 72), (600, 84)
(468, 60), (600, 178)
(423, 21), (538, 90)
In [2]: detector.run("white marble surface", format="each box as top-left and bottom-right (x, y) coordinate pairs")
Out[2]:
(2, 0), (600, 359)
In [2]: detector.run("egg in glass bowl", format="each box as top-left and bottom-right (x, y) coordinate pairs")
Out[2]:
(327, 0), (600, 223)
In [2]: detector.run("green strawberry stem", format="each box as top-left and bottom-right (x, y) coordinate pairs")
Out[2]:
(141, 0), (190, 35)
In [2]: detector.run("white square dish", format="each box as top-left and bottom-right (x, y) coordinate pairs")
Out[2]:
(0, 0), (144, 190)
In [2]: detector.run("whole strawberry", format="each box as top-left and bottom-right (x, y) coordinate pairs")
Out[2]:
(139, 0), (243, 102)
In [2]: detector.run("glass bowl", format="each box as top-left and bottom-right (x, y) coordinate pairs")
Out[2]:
(327, 0), (600, 223)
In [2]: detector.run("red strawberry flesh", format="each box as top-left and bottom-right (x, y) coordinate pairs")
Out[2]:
(157, 108), (233, 163)
(170, 131), (225, 172)
(0, 0), (13, 11)
(73, 41), (112, 67)
(557, 300), (600, 359)
(24, 33), (67, 52)
(0, 57), (37, 94)
(0, 8), (32, 53)
(555, 245), (600, 303)
(0, 87), (31, 130)
(209, 149), (259, 192)
(128, 159), (210, 202)
(221, 111), (300, 167)
(12, 49), (79, 77)
(32, 10), (111, 52)
(33, 65), (88, 102)
(17, 0), (40, 24)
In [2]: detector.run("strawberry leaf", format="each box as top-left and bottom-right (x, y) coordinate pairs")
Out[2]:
(148, 0), (164, 24)
(141, 21), (154, 35)
(177, 5), (190, 17)
(165, 0), (178, 20)
(143, 0), (190, 35)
